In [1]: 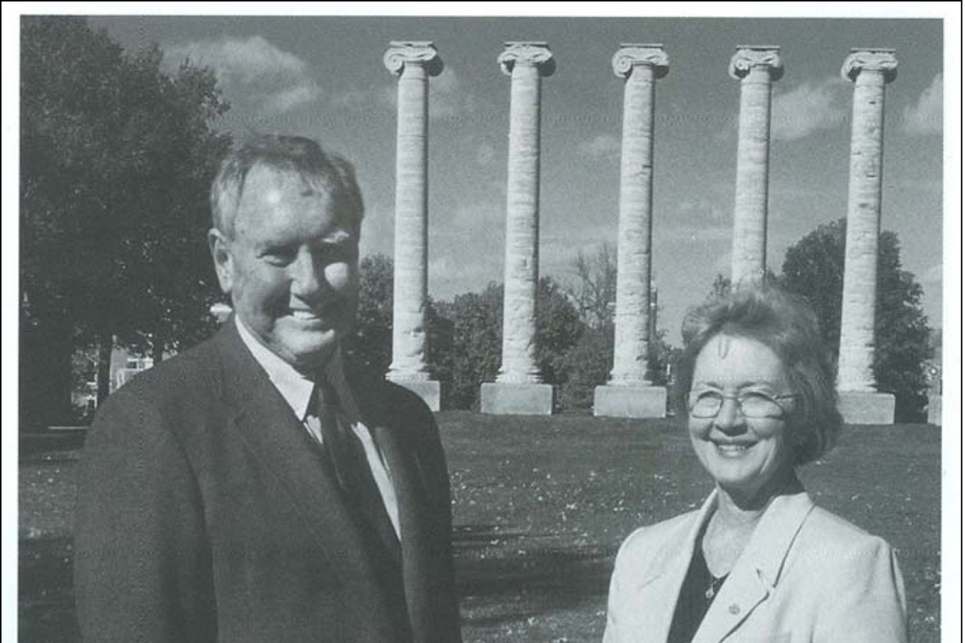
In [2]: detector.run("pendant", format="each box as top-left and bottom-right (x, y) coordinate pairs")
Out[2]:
(705, 584), (716, 600)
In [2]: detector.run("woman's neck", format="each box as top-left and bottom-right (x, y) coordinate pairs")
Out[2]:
(702, 472), (802, 576)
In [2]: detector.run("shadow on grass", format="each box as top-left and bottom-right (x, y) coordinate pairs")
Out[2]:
(454, 524), (613, 627)
(20, 430), (87, 462)
(19, 535), (80, 643)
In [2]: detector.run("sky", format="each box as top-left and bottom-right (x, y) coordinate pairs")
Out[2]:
(82, 11), (947, 346)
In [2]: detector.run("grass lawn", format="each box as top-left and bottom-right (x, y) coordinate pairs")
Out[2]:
(19, 414), (941, 642)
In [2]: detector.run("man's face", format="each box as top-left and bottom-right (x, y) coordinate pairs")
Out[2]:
(210, 166), (360, 373)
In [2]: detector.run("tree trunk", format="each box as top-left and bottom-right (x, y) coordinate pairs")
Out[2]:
(96, 331), (113, 406)
(152, 332), (164, 365)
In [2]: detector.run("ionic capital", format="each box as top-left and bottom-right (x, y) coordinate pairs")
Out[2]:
(498, 41), (556, 77)
(841, 48), (898, 84)
(729, 46), (784, 81)
(612, 44), (669, 79)
(383, 41), (443, 77)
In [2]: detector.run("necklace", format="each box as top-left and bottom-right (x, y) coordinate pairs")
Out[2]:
(705, 574), (727, 600)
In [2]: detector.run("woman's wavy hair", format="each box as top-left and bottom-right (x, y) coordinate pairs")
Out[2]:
(674, 285), (842, 465)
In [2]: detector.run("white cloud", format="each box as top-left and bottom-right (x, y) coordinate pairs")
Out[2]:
(430, 68), (477, 120)
(771, 77), (847, 141)
(165, 35), (321, 114)
(577, 134), (622, 161)
(902, 73), (942, 136)
(334, 66), (476, 121)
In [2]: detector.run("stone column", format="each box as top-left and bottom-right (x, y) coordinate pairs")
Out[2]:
(836, 48), (898, 425)
(383, 42), (443, 410)
(728, 46), (783, 286)
(481, 42), (556, 415)
(594, 44), (668, 418)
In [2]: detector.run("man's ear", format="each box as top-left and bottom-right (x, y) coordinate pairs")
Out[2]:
(208, 229), (234, 295)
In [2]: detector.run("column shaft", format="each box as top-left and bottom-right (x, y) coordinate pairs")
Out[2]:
(732, 67), (774, 285)
(611, 65), (656, 385)
(498, 63), (543, 383)
(389, 64), (430, 381)
(838, 70), (887, 392)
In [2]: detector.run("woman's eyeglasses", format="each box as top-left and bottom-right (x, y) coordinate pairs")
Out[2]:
(688, 390), (798, 419)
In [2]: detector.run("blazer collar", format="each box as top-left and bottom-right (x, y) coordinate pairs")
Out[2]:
(692, 482), (815, 643)
(631, 482), (815, 643)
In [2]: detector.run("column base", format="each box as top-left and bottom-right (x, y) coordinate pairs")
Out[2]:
(593, 384), (667, 418)
(480, 382), (554, 415)
(388, 379), (441, 412)
(837, 391), (895, 425)
(927, 394), (942, 426)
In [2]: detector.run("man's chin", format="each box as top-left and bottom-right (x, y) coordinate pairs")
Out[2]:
(275, 331), (342, 370)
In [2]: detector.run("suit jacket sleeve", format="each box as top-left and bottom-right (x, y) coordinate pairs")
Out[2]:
(398, 387), (463, 643)
(813, 537), (908, 643)
(73, 388), (216, 643)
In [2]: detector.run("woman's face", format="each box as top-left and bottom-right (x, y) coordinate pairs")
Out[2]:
(688, 334), (798, 503)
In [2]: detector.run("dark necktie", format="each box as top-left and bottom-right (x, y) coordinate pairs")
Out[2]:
(313, 381), (401, 562)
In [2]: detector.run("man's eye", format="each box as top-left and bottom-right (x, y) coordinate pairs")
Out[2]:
(261, 250), (294, 266)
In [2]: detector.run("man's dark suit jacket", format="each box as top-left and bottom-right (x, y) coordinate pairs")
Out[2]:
(74, 322), (462, 643)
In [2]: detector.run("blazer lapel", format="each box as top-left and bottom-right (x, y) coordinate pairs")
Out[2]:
(692, 485), (816, 643)
(213, 324), (404, 623)
(625, 492), (720, 643)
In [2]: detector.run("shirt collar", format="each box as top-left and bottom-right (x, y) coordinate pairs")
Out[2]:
(235, 316), (317, 421)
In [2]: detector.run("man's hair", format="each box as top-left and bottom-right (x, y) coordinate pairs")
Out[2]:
(673, 285), (842, 465)
(210, 134), (364, 238)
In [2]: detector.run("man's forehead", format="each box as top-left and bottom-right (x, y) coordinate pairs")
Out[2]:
(243, 165), (327, 198)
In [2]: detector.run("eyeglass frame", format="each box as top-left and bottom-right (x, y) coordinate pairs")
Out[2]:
(687, 389), (800, 419)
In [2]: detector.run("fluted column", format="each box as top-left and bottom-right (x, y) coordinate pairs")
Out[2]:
(836, 48), (898, 425)
(496, 42), (555, 383)
(729, 46), (783, 286)
(594, 45), (669, 419)
(609, 44), (668, 386)
(383, 41), (443, 409)
(481, 42), (555, 415)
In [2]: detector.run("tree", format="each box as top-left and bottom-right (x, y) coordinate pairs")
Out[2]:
(535, 276), (586, 392)
(559, 243), (676, 411)
(344, 254), (451, 397)
(567, 243), (617, 329)
(21, 17), (230, 423)
(781, 218), (933, 421)
(346, 254), (395, 374)
(439, 284), (503, 410)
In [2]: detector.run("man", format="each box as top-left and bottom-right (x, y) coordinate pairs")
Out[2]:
(74, 135), (462, 643)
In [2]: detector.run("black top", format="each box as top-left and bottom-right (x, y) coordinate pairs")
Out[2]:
(666, 538), (729, 643)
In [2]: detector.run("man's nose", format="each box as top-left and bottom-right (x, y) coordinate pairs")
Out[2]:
(713, 397), (745, 432)
(289, 250), (325, 298)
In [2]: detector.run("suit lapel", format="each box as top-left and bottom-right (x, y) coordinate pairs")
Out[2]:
(213, 324), (405, 625)
(345, 363), (439, 643)
(692, 485), (816, 643)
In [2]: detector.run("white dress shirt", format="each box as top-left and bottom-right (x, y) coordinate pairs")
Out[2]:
(235, 317), (401, 539)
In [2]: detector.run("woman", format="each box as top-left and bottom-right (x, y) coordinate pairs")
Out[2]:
(603, 286), (907, 643)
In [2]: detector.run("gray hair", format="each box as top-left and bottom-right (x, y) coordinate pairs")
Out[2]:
(674, 285), (842, 465)
(210, 134), (364, 238)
